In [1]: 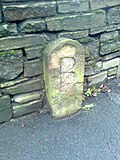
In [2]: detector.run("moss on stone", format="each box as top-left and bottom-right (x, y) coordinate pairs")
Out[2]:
(84, 47), (90, 57)
(0, 50), (17, 57)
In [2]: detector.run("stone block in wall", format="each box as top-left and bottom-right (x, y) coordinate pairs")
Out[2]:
(117, 23), (120, 29)
(90, 0), (120, 10)
(3, 2), (56, 21)
(100, 31), (119, 43)
(46, 10), (105, 31)
(58, 30), (89, 39)
(13, 91), (43, 104)
(0, 95), (11, 110)
(108, 75), (116, 80)
(105, 25), (118, 32)
(0, 23), (17, 38)
(117, 65), (120, 78)
(24, 59), (43, 77)
(85, 61), (103, 76)
(0, 34), (49, 51)
(108, 67), (117, 76)
(0, 89), (2, 97)
(90, 25), (118, 35)
(103, 58), (120, 70)
(88, 71), (107, 85)
(0, 78), (28, 88)
(0, 7), (2, 22)
(100, 41), (120, 55)
(102, 51), (120, 61)
(19, 18), (46, 33)
(79, 37), (99, 59)
(0, 108), (13, 123)
(0, 50), (23, 81)
(0, 95), (13, 123)
(107, 6), (120, 25)
(3, 0), (32, 1)
(13, 99), (42, 117)
(2, 76), (44, 95)
(25, 46), (43, 60)
(57, 0), (89, 13)
(117, 41), (120, 51)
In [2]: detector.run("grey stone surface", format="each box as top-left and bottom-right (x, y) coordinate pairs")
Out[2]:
(117, 23), (120, 29)
(3, 2), (56, 21)
(2, 76), (44, 95)
(103, 58), (120, 70)
(0, 78), (28, 88)
(117, 65), (120, 78)
(88, 71), (107, 85)
(0, 108), (13, 123)
(0, 34), (49, 51)
(0, 79), (120, 160)
(3, 0), (34, 1)
(25, 46), (44, 60)
(13, 99), (42, 117)
(0, 7), (1, 22)
(19, 18), (46, 33)
(90, 0), (120, 10)
(108, 75), (116, 80)
(24, 59), (43, 77)
(117, 41), (120, 51)
(0, 23), (17, 37)
(102, 51), (120, 60)
(0, 89), (2, 97)
(108, 67), (117, 76)
(107, 6), (120, 24)
(100, 41), (120, 55)
(0, 95), (11, 110)
(79, 37), (99, 59)
(58, 0), (89, 13)
(46, 10), (105, 31)
(13, 91), (43, 104)
(58, 30), (89, 39)
(0, 95), (12, 123)
(0, 50), (23, 80)
(85, 61), (103, 76)
(90, 25), (118, 35)
(100, 31), (119, 43)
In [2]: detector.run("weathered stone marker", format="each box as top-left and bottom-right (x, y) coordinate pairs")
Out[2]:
(43, 38), (85, 118)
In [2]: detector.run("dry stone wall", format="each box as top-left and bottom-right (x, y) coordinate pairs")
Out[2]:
(0, 0), (120, 122)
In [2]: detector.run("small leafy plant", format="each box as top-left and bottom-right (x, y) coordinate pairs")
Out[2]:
(82, 103), (94, 111)
(84, 86), (100, 97)
(84, 84), (111, 98)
